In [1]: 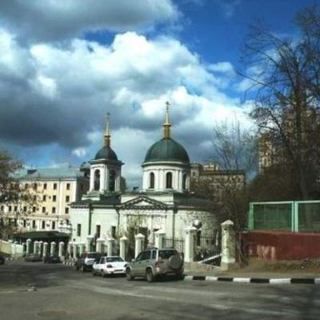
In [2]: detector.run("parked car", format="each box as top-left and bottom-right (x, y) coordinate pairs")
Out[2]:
(126, 247), (184, 282)
(0, 255), (5, 265)
(25, 254), (42, 262)
(75, 252), (101, 272)
(92, 256), (128, 277)
(43, 255), (61, 264)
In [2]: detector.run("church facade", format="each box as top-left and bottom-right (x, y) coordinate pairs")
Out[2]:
(70, 106), (218, 252)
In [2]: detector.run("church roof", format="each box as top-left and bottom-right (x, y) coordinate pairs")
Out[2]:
(143, 137), (190, 164)
(94, 145), (118, 161)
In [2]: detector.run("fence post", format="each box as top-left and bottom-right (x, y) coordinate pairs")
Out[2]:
(221, 220), (236, 270)
(58, 242), (64, 259)
(26, 238), (32, 255)
(184, 226), (197, 262)
(155, 230), (165, 249)
(134, 233), (145, 258)
(120, 236), (128, 260)
(50, 241), (56, 256)
(43, 242), (48, 257)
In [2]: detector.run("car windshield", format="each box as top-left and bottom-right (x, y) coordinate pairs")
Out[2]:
(106, 257), (124, 262)
(159, 250), (177, 259)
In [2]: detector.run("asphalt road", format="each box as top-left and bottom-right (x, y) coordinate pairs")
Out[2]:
(0, 261), (320, 320)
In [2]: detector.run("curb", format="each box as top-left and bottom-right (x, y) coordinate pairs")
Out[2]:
(184, 275), (320, 285)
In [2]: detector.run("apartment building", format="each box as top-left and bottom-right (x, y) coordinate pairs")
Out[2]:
(0, 166), (89, 234)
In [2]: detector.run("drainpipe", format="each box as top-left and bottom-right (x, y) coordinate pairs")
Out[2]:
(172, 205), (178, 247)
(88, 202), (92, 236)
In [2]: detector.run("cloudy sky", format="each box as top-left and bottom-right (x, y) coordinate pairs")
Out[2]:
(0, 0), (317, 188)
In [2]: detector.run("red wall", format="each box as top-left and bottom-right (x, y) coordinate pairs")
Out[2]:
(240, 231), (320, 261)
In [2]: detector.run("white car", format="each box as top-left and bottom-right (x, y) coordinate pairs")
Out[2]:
(92, 256), (128, 277)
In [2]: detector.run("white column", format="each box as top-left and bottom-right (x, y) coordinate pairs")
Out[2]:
(43, 242), (48, 257)
(107, 238), (114, 256)
(33, 241), (38, 254)
(26, 238), (32, 255)
(50, 241), (56, 256)
(184, 226), (197, 262)
(78, 243), (85, 256)
(96, 238), (105, 253)
(155, 230), (166, 249)
(221, 220), (236, 270)
(134, 233), (145, 258)
(86, 235), (94, 252)
(119, 236), (128, 260)
(67, 241), (73, 257)
(58, 242), (64, 258)
(89, 168), (94, 191)
(73, 242), (78, 258)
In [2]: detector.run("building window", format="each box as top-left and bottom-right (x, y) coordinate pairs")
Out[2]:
(149, 172), (155, 189)
(65, 196), (70, 202)
(182, 174), (187, 190)
(65, 207), (69, 214)
(8, 206), (12, 212)
(94, 170), (100, 191)
(77, 224), (81, 237)
(25, 183), (29, 190)
(66, 183), (70, 190)
(53, 183), (57, 190)
(109, 170), (116, 192)
(96, 225), (101, 238)
(23, 206), (27, 212)
(43, 195), (46, 201)
(52, 195), (56, 202)
(33, 195), (37, 201)
(23, 220), (27, 228)
(111, 226), (116, 238)
(166, 172), (172, 189)
(32, 220), (36, 228)
(52, 207), (56, 214)
(32, 207), (36, 213)
(33, 183), (37, 190)
(42, 221), (45, 229)
(0, 205), (4, 211)
(43, 183), (47, 190)
(52, 221), (56, 230)
(14, 206), (17, 212)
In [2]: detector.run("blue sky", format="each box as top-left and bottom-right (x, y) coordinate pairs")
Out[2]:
(0, 0), (318, 187)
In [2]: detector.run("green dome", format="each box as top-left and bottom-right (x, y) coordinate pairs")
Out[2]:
(95, 145), (118, 161)
(144, 138), (190, 163)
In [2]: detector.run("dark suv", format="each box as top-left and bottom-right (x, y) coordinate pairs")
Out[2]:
(126, 247), (184, 282)
(75, 252), (101, 272)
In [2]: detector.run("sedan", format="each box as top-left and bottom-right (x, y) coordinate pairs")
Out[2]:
(25, 254), (42, 262)
(93, 256), (128, 277)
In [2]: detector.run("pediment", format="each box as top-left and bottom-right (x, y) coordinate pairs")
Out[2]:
(118, 195), (168, 210)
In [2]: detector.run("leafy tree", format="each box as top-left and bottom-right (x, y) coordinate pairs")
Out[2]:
(0, 150), (38, 239)
(240, 5), (320, 200)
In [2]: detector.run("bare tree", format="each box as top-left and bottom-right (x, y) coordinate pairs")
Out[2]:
(240, 5), (320, 200)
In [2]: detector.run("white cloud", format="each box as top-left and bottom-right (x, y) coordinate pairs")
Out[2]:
(0, 28), (251, 187)
(0, 0), (179, 42)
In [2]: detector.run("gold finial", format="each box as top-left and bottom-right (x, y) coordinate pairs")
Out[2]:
(104, 112), (111, 146)
(163, 101), (171, 139)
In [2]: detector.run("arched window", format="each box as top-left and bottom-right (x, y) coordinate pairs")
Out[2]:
(166, 172), (172, 189)
(149, 172), (155, 189)
(94, 169), (100, 191)
(109, 170), (116, 192)
(182, 174), (187, 190)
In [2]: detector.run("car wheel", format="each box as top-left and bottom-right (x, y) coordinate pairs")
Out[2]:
(126, 268), (134, 281)
(176, 272), (185, 280)
(146, 269), (154, 283)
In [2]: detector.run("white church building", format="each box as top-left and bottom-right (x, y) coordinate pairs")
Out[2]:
(70, 105), (218, 256)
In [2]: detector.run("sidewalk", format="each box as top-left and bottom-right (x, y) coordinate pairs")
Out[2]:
(184, 261), (320, 284)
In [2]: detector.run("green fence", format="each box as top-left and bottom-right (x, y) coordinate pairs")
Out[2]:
(248, 200), (320, 232)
